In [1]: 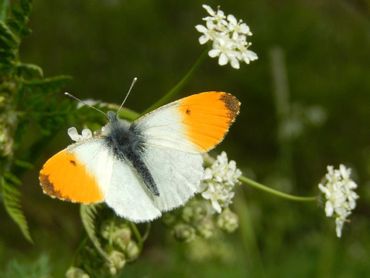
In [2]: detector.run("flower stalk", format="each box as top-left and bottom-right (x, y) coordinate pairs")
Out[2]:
(142, 48), (209, 114)
(239, 175), (317, 202)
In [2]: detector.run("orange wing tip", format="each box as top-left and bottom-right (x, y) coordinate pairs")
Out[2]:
(39, 150), (104, 204)
(219, 92), (241, 121)
(178, 92), (241, 152)
(40, 172), (102, 204)
(40, 173), (71, 202)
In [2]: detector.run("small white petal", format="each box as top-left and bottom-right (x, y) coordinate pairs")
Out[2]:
(199, 35), (209, 45)
(230, 57), (240, 69)
(239, 23), (251, 34)
(82, 128), (92, 139)
(218, 53), (228, 65)
(211, 200), (222, 213)
(195, 24), (207, 33)
(202, 4), (215, 16)
(325, 202), (334, 217)
(208, 49), (220, 57)
(67, 127), (81, 142)
(227, 14), (237, 25)
(243, 50), (258, 63)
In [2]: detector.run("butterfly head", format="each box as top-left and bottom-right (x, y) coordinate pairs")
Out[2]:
(107, 111), (118, 123)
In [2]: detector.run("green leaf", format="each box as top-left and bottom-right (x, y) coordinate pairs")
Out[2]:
(19, 0), (31, 16)
(0, 20), (19, 47)
(22, 75), (72, 94)
(16, 62), (43, 79)
(1, 176), (33, 243)
(7, 0), (32, 38)
(80, 204), (110, 262)
(0, 0), (10, 22)
(14, 159), (33, 170)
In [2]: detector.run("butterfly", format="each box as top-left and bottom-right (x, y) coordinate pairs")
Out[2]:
(39, 91), (240, 222)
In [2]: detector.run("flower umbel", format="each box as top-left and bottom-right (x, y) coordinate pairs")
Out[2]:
(318, 164), (359, 238)
(201, 152), (242, 213)
(195, 4), (258, 69)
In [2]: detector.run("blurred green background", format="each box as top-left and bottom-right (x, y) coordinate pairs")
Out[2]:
(1, 0), (370, 277)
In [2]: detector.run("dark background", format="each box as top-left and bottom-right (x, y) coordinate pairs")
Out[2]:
(1, 0), (370, 277)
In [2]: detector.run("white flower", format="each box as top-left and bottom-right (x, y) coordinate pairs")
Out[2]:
(318, 164), (359, 238)
(201, 152), (242, 213)
(195, 4), (258, 69)
(68, 127), (93, 142)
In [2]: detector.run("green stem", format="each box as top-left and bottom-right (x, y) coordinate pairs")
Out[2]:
(129, 222), (144, 249)
(142, 223), (151, 242)
(118, 107), (140, 121)
(239, 175), (317, 202)
(142, 48), (209, 114)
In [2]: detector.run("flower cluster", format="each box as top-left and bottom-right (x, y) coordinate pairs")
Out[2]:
(195, 4), (258, 69)
(163, 200), (239, 243)
(318, 164), (359, 237)
(201, 152), (242, 213)
(66, 267), (90, 278)
(67, 218), (141, 277)
(100, 220), (140, 274)
(163, 152), (240, 243)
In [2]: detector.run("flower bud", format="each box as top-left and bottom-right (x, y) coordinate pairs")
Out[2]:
(65, 267), (90, 278)
(196, 218), (214, 239)
(106, 250), (126, 275)
(125, 241), (140, 260)
(217, 208), (239, 233)
(173, 223), (196, 242)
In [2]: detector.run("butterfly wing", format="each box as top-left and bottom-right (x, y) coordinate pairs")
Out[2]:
(142, 145), (204, 212)
(40, 139), (161, 221)
(40, 92), (240, 222)
(133, 91), (240, 212)
(39, 139), (107, 204)
(133, 91), (240, 153)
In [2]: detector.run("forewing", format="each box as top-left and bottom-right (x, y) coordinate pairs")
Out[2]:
(40, 138), (161, 222)
(133, 92), (240, 153)
(39, 139), (107, 204)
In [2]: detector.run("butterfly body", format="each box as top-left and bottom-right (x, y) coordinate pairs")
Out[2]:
(40, 92), (240, 222)
(104, 112), (159, 196)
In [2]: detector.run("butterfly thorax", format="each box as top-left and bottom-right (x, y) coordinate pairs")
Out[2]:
(104, 112), (159, 196)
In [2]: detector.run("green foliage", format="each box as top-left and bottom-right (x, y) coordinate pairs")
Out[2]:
(80, 204), (110, 262)
(1, 175), (32, 242)
(0, 0), (71, 242)
(0, 0), (369, 276)
(3, 254), (51, 278)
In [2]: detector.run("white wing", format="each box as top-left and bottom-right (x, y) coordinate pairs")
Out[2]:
(142, 144), (204, 212)
(69, 140), (161, 222)
(129, 92), (240, 213)
(134, 92), (240, 153)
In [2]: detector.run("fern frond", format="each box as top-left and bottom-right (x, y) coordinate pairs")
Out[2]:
(7, 0), (32, 38)
(16, 63), (43, 79)
(80, 204), (110, 262)
(1, 176), (32, 243)
(22, 75), (72, 93)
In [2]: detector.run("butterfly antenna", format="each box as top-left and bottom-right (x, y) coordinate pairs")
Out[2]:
(117, 77), (138, 114)
(64, 92), (107, 118)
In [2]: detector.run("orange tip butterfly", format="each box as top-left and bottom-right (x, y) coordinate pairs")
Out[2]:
(39, 89), (240, 222)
